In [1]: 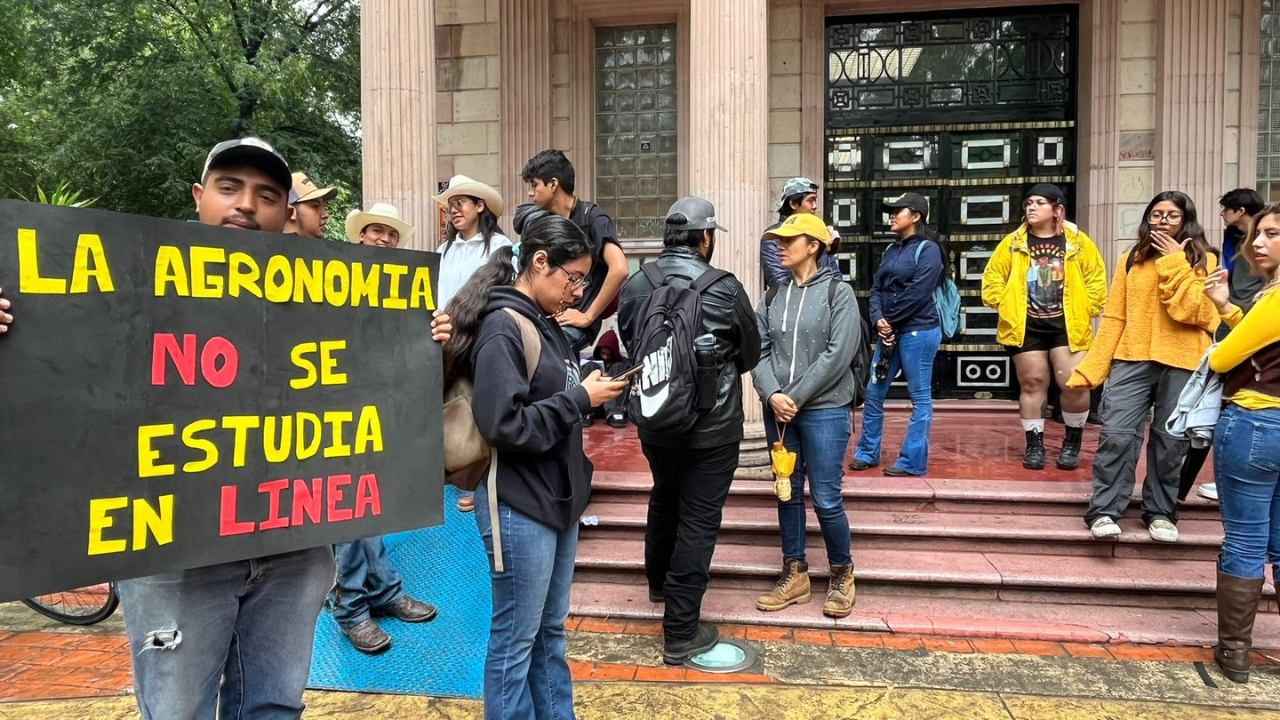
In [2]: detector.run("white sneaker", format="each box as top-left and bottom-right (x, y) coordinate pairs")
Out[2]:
(1090, 517), (1122, 539)
(1197, 483), (1219, 502)
(1148, 519), (1179, 543)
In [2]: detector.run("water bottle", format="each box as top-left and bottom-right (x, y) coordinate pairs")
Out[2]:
(694, 333), (717, 411)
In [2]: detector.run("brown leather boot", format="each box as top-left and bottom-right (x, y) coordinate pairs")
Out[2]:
(1215, 569), (1265, 684)
(756, 559), (810, 611)
(824, 564), (856, 618)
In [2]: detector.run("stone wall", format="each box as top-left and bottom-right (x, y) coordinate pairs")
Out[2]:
(435, 0), (503, 189)
(767, 0), (804, 210)
(1116, 0), (1159, 256)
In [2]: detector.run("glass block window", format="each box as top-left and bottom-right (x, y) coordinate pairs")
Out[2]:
(595, 25), (679, 239)
(1259, 1), (1280, 201)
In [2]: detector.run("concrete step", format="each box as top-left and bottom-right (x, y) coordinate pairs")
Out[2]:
(569, 581), (1280, 649)
(574, 538), (1273, 602)
(589, 472), (1222, 521)
(579, 501), (1224, 561)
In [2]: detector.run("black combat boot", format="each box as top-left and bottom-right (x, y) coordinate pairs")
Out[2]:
(1023, 429), (1046, 470)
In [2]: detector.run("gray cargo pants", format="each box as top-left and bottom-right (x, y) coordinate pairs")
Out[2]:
(1084, 360), (1192, 528)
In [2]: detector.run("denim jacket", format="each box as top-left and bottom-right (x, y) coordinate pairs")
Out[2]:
(1166, 344), (1224, 449)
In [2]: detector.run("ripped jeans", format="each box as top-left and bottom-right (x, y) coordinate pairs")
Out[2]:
(117, 546), (335, 720)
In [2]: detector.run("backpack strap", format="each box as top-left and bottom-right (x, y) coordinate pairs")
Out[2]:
(501, 307), (543, 382)
(488, 308), (544, 574)
(913, 238), (930, 264)
(640, 261), (667, 289)
(764, 284), (781, 310)
(690, 268), (730, 293)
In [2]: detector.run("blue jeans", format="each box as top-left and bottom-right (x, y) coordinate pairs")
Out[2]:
(330, 537), (406, 629)
(765, 406), (853, 566)
(117, 546), (335, 720)
(474, 486), (579, 720)
(1215, 404), (1280, 579)
(854, 327), (942, 475)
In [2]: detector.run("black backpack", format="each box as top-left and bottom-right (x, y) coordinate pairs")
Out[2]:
(765, 279), (871, 407)
(627, 263), (729, 433)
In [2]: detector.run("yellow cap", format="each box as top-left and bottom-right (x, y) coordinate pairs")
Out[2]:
(764, 212), (832, 246)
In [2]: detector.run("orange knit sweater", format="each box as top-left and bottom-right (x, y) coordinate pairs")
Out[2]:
(1068, 251), (1220, 387)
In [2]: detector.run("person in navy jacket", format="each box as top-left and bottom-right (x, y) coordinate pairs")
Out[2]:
(850, 192), (946, 476)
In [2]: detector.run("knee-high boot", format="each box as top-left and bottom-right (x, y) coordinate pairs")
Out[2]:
(1215, 568), (1266, 684)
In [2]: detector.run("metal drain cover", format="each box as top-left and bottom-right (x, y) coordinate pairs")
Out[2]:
(684, 638), (757, 673)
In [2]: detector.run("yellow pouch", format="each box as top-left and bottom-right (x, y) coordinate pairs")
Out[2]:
(771, 423), (797, 501)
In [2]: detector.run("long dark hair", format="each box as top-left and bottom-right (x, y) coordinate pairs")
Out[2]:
(443, 197), (502, 257)
(443, 215), (591, 386)
(1129, 191), (1212, 272)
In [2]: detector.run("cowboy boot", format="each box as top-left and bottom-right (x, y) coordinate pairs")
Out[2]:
(1215, 569), (1266, 684)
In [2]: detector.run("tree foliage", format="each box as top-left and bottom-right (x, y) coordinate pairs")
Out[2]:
(0, 0), (362, 224)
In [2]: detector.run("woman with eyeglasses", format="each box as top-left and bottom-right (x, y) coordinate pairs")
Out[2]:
(442, 213), (627, 719)
(1067, 191), (1220, 543)
(982, 184), (1107, 472)
(437, 176), (513, 512)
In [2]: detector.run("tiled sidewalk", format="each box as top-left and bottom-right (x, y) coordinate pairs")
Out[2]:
(6, 616), (1277, 705)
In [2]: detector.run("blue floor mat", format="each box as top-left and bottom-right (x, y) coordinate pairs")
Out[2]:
(309, 485), (490, 698)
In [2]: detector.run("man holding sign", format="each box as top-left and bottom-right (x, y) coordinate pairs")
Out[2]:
(0, 137), (452, 720)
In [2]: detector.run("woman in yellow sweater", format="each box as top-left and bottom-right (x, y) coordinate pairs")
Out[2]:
(982, 184), (1107, 472)
(1204, 203), (1280, 684)
(1067, 191), (1219, 543)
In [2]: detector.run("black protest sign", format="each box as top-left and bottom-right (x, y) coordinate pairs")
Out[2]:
(0, 199), (443, 602)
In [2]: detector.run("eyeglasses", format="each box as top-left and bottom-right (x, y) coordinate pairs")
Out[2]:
(446, 198), (474, 211)
(1148, 210), (1184, 224)
(1023, 199), (1053, 210)
(553, 265), (590, 290)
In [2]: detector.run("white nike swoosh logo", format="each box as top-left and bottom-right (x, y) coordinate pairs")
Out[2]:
(639, 384), (670, 418)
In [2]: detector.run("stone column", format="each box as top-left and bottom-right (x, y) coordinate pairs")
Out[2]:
(688, 0), (770, 423)
(1077, 0), (1122, 269)
(1240, 0), (1262, 190)
(361, 0), (438, 251)
(500, 0), (554, 221)
(1155, 0), (1229, 239)
(799, 0), (826, 183)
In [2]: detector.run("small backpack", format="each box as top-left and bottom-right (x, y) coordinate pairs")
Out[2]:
(914, 239), (962, 340)
(627, 263), (729, 433)
(442, 307), (541, 491)
(765, 279), (872, 407)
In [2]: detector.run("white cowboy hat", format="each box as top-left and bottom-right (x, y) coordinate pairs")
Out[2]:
(345, 202), (415, 244)
(432, 175), (505, 218)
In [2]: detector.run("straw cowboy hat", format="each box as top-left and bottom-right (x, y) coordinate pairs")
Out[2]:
(432, 175), (505, 218)
(345, 203), (415, 244)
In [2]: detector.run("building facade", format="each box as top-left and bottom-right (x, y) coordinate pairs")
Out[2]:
(363, 0), (1266, 402)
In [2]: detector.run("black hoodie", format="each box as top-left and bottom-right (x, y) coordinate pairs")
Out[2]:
(470, 286), (594, 531)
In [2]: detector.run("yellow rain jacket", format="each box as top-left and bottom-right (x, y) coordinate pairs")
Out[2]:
(981, 222), (1108, 352)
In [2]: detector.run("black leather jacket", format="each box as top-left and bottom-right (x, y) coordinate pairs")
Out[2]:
(618, 245), (762, 448)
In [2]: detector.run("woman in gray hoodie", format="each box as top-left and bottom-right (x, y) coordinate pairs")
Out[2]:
(752, 212), (861, 619)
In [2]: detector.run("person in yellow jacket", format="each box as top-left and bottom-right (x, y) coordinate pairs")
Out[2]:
(1066, 191), (1220, 544)
(982, 184), (1107, 472)
(1202, 202), (1280, 684)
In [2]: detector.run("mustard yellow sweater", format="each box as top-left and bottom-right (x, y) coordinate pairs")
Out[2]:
(1069, 252), (1220, 387)
(1212, 286), (1280, 409)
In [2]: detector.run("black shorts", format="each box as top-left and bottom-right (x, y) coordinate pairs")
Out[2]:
(1007, 327), (1070, 355)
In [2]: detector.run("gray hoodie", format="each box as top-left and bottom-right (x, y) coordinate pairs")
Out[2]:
(752, 266), (859, 410)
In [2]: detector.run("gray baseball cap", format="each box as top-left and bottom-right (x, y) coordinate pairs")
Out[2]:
(778, 176), (819, 210)
(665, 196), (728, 232)
(202, 137), (292, 195)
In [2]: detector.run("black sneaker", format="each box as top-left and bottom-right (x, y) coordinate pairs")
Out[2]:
(342, 619), (391, 654)
(379, 595), (438, 623)
(663, 622), (719, 666)
(607, 413), (627, 429)
(649, 587), (665, 603)
(582, 413), (595, 428)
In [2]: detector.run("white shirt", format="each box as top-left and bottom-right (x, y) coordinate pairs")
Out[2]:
(437, 231), (513, 309)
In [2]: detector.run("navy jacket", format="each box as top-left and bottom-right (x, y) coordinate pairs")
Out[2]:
(869, 235), (943, 334)
(760, 219), (842, 290)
